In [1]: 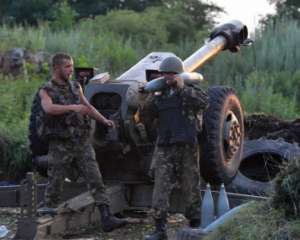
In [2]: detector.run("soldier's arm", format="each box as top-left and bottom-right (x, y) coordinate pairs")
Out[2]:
(138, 94), (158, 123)
(39, 89), (90, 115)
(181, 86), (209, 112)
(78, 85), (114, 127)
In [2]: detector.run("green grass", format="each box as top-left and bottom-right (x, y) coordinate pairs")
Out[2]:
(204, 201), (300, 240)
(240, 71), (299, 119)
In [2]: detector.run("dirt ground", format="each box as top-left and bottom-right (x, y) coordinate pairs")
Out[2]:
(245, 113), (300, 144)
(0, 208), (187, 240)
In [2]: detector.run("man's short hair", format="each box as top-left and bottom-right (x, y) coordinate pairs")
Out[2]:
(52, 53), (72, 67)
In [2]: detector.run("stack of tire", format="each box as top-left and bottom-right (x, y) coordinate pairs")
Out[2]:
(227, 138), (300, 195)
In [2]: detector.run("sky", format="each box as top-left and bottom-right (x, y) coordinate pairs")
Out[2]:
(207, 0), (276, 33)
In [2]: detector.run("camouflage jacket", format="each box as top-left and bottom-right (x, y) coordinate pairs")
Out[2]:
(139, 85), (209, 144)
(140, 85), (209, 123)
(35, 80), (91, 142)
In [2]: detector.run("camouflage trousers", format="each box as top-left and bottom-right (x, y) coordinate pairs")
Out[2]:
(44, 139), (109, 208)
(152, 144), (201, 220)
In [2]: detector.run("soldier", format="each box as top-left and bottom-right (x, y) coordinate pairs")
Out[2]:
(31, 53), (127, 232)
(140, 56), (209, 240)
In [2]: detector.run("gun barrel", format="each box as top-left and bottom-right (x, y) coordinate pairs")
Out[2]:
(184, 20), (248, 73)
(184, 35), (227, 72)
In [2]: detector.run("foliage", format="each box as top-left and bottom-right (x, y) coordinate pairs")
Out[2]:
(204, 201), (300, 240)
(239, 72), (299, 119)
(70, 0), (162, 18)
(84, 5), (214, 47)
(0, 72), (45, 180)
(272, 156), (300, 218)
(92, 9), (168, 48)
(44, 28), (138, 75)
(0, 6), (209, 76)
(0, 24), (47, 51)
(204, 19), (300, 83)
(267, 0), (300, 21)
(204, 156), (300, 239)
(2, 0), (53, 25)
(50, 0), (77, 31)
(162, 0), (223, 29)
(0, 0), (222, 29)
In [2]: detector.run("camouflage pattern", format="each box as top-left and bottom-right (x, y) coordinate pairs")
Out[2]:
(45, 139), (109, 207)
(34, 79), (110, 207)
(36, 80), (91, 143)
(140, 84), (209, 130)
(139, 84), (208, 220)
(152, 144), (201, 220)
(180, 84), (209, 124)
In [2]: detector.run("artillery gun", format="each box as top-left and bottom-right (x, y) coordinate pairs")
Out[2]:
(83, 20), (249, 186)
(29, 20), (251, 214)
(12, 20), (257, 238)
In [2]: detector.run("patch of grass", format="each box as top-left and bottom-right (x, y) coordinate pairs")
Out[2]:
(272, 157), (300, 218)
(204, 201), (300, 240)
(240, 71), (300, 119)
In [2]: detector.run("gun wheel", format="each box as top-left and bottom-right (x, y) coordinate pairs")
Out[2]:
(200, 86), (244, 185)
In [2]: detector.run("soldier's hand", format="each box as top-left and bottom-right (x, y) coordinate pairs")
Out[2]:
(103, 119), (115, 128)
(174, 75), (184, 89)
(71, 104), (91, 115)
(166, 77), (177, 86)
(166, 75), (184, 89)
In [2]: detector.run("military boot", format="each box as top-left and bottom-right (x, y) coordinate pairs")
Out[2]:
(98, 205), (127, 232)
(145, 218), (167, 240)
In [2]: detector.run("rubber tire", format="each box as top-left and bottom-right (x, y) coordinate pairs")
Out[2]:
(200, 86), (244, 185)
(227, 138), (300, 195)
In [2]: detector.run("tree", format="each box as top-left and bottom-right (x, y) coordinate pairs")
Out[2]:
(162, 0), (223, 29)
(50, 0), (77, 31)
(268, 0), (300, 20)
(69, 0), (162, 19)
(0, 0), (11, 23)
(6, 0), (55, 25)
(0, 0), (223, 29)
(70, 0), (222, 27)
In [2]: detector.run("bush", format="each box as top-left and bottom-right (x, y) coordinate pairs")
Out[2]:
(50, 0), (77, 31)
(92, 9), (168, 48)
(204, 201), (300, 240)
(239, 71), (299, 120)
(86, 6), (202, 48)
(0, 73), (44, 180)
(272, 156), (300, 218)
